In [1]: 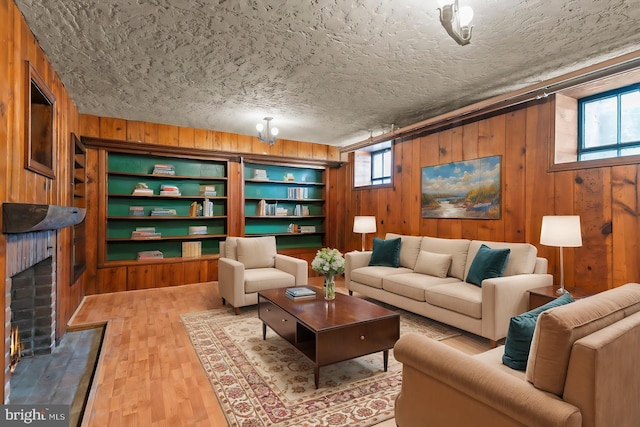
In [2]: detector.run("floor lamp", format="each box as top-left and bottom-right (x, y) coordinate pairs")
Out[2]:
(540, 215), (582, 294)
(353, 216), (377, 251)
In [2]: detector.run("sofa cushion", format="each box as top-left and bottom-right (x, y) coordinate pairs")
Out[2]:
(414, 250), (452, 278)
(526, 283), (640, 396)
(425, 282), (483, 319)
(236, 236), (277, 269)
(466, 240), (538, 278)
(351, 266), (413, 289)
(420, 237), (471, 280)
(382, 273), (460, 302)
(466, 244), (511, 286)
(369, 237), (401, 267)
(502, 292), (574, 371)
(386, 233), (423, 269)
(244, 268), (295, 293)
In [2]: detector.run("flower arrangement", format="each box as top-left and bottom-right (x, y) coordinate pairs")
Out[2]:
(311, 247), (345, 277)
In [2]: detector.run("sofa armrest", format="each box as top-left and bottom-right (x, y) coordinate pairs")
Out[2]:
(394, 333), (581, 427)
(275, 254), (308, 285)
(218, 257), (246, 306)
(481, 273), (553, 341)
(344, 250), (372, 289)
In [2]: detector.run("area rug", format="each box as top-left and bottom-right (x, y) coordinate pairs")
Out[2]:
(181, 306), (460, 427)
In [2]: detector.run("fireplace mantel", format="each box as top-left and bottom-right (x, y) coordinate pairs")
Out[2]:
(2, 203), (86, 234)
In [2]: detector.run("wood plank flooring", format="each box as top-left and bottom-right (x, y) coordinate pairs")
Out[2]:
(69, 278), (491, 426)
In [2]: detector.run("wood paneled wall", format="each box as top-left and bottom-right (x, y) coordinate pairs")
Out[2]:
(79, 115), (342, 294)
(1, 0), (82, 402)
(334, 99), (640, 294)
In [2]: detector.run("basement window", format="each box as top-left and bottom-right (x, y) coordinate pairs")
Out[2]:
(354, 141), (392, 188)
(578, 83), (640, 161)
(550, 68), (640, 171)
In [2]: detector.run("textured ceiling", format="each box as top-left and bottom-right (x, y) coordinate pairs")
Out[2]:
(14, 0), (640, 146)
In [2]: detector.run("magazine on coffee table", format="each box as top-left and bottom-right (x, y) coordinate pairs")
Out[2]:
(285, 287), (316, 300)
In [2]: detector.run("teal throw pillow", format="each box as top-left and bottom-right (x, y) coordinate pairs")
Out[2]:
(502, 292), (574, 370)
(466, 244), (511, 286)
(368, 237), (401, 267)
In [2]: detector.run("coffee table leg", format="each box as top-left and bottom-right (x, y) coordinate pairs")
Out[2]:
(383, 349), (389, 372)
(262, 322), (267, 340)
(314, 366), (320, 389)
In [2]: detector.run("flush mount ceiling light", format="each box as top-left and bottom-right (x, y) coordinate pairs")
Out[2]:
(437, 0), (474, 46)
(256, 117), (279, 146)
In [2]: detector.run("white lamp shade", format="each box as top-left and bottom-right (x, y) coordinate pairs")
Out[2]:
(540, 215), (583, 247)
(353, 216), (377, 234)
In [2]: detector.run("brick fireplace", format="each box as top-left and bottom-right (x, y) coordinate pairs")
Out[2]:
(3, 231), (56, 403)
(2, 202), (85, 403)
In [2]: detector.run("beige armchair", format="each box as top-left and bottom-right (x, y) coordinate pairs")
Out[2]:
(218, 236), (308, 314)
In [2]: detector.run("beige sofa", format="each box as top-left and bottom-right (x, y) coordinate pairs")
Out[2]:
(218, 236), (308, 314)
(394, 282), (640, 427)
(345, 233), (551, 344)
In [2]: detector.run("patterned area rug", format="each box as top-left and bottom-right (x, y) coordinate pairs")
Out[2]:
(181, 305), (460, 427)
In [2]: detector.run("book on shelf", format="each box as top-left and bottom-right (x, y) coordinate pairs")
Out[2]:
(150, 208), (177, 216)
(293, 205), (310, 216)
(132, 187), (154, 196)
(299, 225), (316, 233)
(182, 241), (202, 258)
(199, 185), (217, 196)
(287, 187), (309, 200)
(131, 226), (161, 240)
(253, 169), (268, 180)
(188, 225), (207, 235)
(285, 287), (316, 300)
(159, 184), (181, 196)
(152, 164), (175, 175)
(129, 206), (145, 216)
(202, 199), (214, 217)
(275, 207), (288, 216)
(137, 250), (164, 260)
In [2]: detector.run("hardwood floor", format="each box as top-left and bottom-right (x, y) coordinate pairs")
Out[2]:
(69, 277), (491, 426)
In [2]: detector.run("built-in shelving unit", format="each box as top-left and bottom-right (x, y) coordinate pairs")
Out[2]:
(71, 133), (86, 283)
(104, 151), (228, 262)
(243, 161), (326, 249)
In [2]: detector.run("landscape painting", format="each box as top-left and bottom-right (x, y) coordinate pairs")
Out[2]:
(421, 155), (501, 219)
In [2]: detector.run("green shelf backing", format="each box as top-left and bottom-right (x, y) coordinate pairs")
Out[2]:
(106, 239), (220, 261)
(244, 163), (323, 183)
(109, 152), (226, 177)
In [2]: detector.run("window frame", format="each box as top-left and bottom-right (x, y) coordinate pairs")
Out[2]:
(353, 140), (393, 189)
(577, 82), (640, 161)
(370, 146), (392, 185)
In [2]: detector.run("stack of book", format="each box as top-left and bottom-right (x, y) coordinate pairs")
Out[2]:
(285, 287), (316, 300)
(152, 164), (175, 175)
(131, 227), (161, 240)
(300, 225), (316, 233)
(150, 208), (177, 216)
(159, 184), (180, 196)
(132, 183), (153, 196)
(188, 225), (207, 235)
(137, 250), (164, 260)
(199, 185), (217, 196)
(181, 241), (202, 258)
(129, 206), (145, 216)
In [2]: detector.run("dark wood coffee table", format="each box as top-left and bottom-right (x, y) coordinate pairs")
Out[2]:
(258, 286), (400, 388)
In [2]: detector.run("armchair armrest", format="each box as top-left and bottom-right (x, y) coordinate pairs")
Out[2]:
(344, 251), (372, 290)
(218, 257), (246, 308)
(394, 333), (581, 427)
(275, 254), (308, 285)
(481, 273), (553, 341)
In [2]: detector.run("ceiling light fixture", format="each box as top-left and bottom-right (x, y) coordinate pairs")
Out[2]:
(437, 0), (474, 46)
(256, 117), (279, 146)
